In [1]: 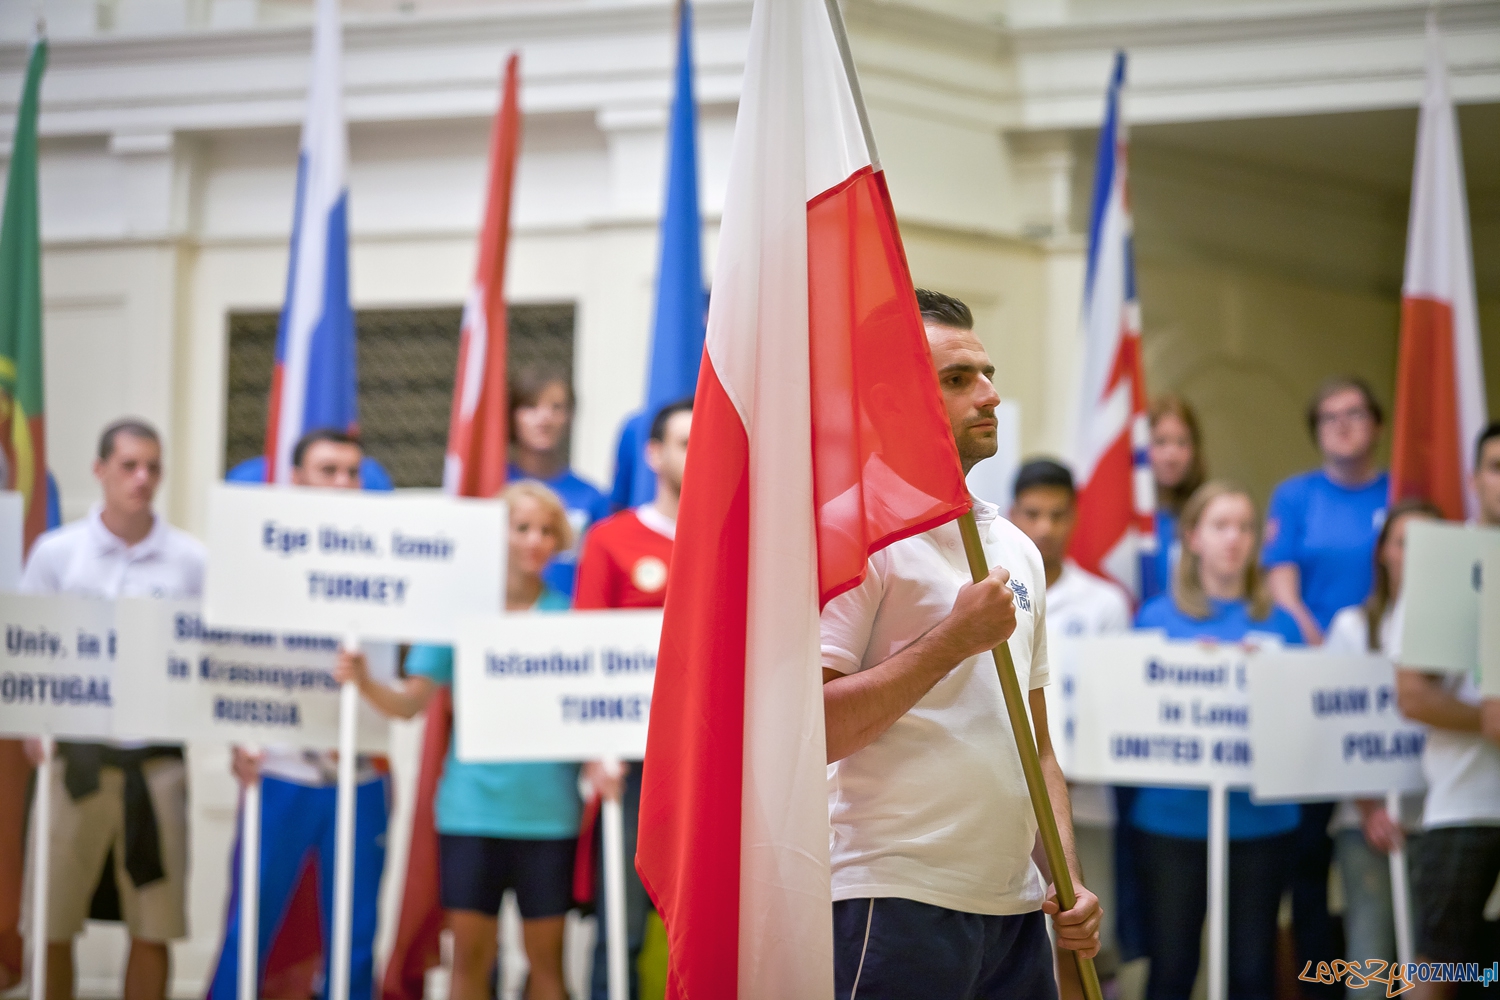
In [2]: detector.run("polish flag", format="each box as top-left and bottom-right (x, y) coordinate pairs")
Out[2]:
(380, 55), (519, 1000)
(1069, 52), (1155, 597)
(634, 0), (972, 995)
(1390, 17), (1488, 521)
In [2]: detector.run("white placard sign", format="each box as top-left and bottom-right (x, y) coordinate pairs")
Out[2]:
(204, 484), (505, 643)
(455, 610), (662, 763)
(112, 599), (393, 751)
(1249, 651), (1425, 801)
(1069, 634), (1254, 787)
(1483, 549), (1500, 699)
(1398, 520), (1498, 674)
(0, 593), (116, 739)
(0, 491), (22, 591)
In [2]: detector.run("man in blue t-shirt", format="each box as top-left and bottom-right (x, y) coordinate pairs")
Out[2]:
(1262, 376), (1389, 646)
(1261, 375), (1388, 1000)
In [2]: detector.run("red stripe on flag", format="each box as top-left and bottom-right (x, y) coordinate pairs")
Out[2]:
(636, 356), (749, 1000)
(1071, 433), (1134, 577)
(1391, 295), (1466, 520)
(808, 166), (971, 607)
(264, 364), (286, 483)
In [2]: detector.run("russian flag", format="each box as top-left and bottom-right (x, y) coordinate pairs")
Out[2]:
(264, 0), (356, 484)
(1390, 16), (1488, 520)
(1069, 52), (1155, 597)
(635, 0), (971, 994)
(608, 0), (708, 511)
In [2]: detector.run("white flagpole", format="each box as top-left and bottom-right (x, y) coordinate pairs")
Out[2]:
(29, 737), (52, 1000)
(600, 757), (628, 1000)
(238, 748), (263, 1000)
(1206, 780), (1228, 1000)
(1386, 789), (1414, 965)
(329, 632), (360, 1000)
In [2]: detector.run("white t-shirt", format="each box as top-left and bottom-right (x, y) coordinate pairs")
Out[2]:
(822, 499), (1050, 916)
(1324, 604), (1425, 831)
(21, 504), (205, 600)
(1045, 561), (1130, 826)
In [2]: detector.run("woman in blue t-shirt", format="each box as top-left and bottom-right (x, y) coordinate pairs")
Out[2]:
(1132, 481), (1303, 1000)
(336, 482), (583, 1000)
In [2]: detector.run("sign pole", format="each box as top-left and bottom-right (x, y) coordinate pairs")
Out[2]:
(955, 513), (1103, 1000)
(1386, 789), (1414, 965)
(328, 632), (361, 1000)
(1206, 780), (1228, 1000)
(29, 736), (51, 1000)
(237, 748), (262, 1000)
(600, 757), (629, 1000)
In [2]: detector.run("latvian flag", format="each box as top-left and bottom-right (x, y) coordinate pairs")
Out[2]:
(1390, 16), (1488, 520)
(1069, 52), (1155, 597)
(635, 0), (972, 996)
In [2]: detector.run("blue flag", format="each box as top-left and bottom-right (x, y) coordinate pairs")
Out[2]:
(610, 0), (707, 510)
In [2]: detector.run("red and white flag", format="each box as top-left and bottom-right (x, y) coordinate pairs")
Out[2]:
(1390, 18), (1487, 521)
(380, 54), (520, 1000)
(443, 52), (520, 499)
(635, 0), (971, 996)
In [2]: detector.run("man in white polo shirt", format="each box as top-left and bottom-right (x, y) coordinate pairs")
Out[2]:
(1400, 421), (1500, 996)
(1009, 457), (1131, 997)
(821, 290), (1100, 998)
(21, 418), (204, 1000)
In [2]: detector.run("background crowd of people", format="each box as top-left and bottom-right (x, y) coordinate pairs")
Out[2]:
(9, 351), (1500, 1000)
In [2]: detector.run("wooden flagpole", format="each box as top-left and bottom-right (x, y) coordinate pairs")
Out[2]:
(956, 512), (1104, 1000)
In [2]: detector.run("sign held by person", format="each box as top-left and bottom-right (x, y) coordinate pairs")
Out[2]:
(204, 484), (505, 642)
(1249, 650), (1425, 801)
(1398, 519), (1498, 674)
(454, 610), (661, 762)
(0, 593), (116, 739)
(1068, 633), (1256, 787)
(111, 599), (393, 751)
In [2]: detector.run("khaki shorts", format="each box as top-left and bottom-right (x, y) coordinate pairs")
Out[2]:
(23, 756), (189, 942)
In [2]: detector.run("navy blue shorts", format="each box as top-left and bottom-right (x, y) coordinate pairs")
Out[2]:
(438, 833), (577, 920)
(833, 897), (1058, 1000)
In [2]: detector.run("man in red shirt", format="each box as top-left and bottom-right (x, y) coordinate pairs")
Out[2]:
(576, 398), (689, 1000)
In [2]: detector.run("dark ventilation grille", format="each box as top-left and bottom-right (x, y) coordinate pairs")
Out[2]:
(224, 303), (577, 488)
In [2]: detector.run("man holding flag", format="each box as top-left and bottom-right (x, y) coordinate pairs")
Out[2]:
(635, 0), (1097, 994)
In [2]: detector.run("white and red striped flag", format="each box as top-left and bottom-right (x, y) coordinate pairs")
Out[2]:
(634, 0), (972, 995)
(1390, 17), (1487, 520)
(1069, 52), (1155, 597)
(443, 52), (520, 499)
(380, 54), (519, 1000)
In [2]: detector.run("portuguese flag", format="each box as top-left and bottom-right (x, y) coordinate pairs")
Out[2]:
(0, 36), (48, 553)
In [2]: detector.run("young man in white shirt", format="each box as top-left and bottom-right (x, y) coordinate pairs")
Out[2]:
(1399, 421), (1500, 996)
(1009, 458), (1130, 996)
(208, 429), (390, 1000)
(821, 290), (1100, 998)
(21, 419), (205, 1000)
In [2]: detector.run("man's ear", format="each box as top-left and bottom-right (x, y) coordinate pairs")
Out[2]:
(645, 439), (663, 474)
(92, 458), (106, 484)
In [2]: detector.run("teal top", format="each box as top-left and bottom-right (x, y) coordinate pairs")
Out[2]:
(405, 587), (581, 840)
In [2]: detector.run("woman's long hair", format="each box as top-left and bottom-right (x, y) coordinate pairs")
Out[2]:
(1172, 480), (1273, 621)
(1149, 394), (1207, 516)
(1363, 499), (1442, 651)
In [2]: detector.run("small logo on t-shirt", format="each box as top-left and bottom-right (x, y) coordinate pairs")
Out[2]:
(1010, 580), (1032, 612)
(632, 556), (668, 593)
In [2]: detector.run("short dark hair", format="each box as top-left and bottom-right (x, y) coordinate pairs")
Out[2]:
(293, 428), (362, 469)
(649, 397), (694, 442)
(914, 288), (973, 331)
(1013, 458), (1075, 500)
(1306, 376), (1384, 439)
(98, 418), (160, 461)
(1478, 421), (1500, 466)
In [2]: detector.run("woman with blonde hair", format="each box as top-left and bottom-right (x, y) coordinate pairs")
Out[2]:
(1129, 481), (1304, 1000)
(337, 481), (600, 1000)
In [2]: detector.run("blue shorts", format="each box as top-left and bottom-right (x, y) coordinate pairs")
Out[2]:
(438, 833), (576, 920)
(832, 897), (1057, 1000)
